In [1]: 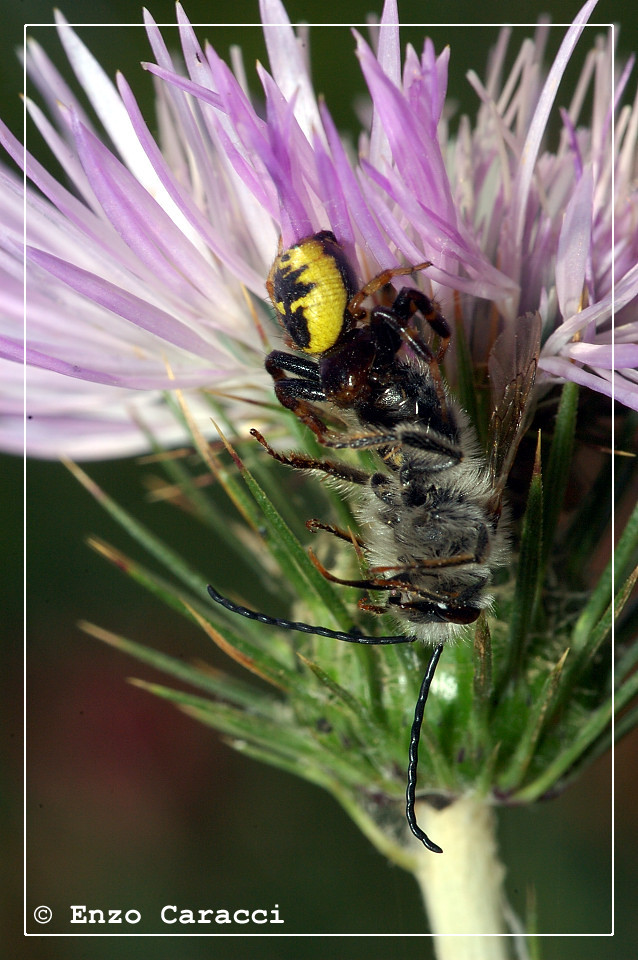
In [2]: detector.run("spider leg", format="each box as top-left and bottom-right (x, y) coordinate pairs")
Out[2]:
(265, 350), (330, 439)
(392, 287), (451, 363)
(346, 261), (432, 317)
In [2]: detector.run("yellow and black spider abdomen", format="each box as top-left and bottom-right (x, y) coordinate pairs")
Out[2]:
(267, 231), (357, 355)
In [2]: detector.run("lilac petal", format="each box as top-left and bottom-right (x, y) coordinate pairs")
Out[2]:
(141, 61), (280, 225)
(24, 96), (95, 208)
(312, 133), (352, 245)
(201, 46), (282, 234)
(2, 335), (232, 390)
(368, 0), (400, 168)
(176, 2), (209, 80)
(27, 248), (222, 362)
(8, 120), (189, 315)
(543, 263), (638, 355)
(483, 25), (513, 102)
(612, 323), (638, 345)
(6, 363), (222, 459)
(20, 417), (168, 460)
(618, 79), (638, 191)
(257, 67), (317, 239)
(559, 107), (584, 180)
(54, 11), (161, 190)
(318, 102), (387, 261)
(142, 62), (223, 114)
(614, 52), (636, 115)
(556, 167), (593, 319)
(360, 160), (517, 301)
(356, 31), (455, 225)
(416, 37), (449, 132)
(538, 356), (638, 410)
(260, 0), (321, 140)
(71, 115), (223, 308)
(504, 0), (598, 277)
(25, 37), (95, 135)
(143, 8), (243, 237)
(201, 42), (260, 143)
(68, 108), (202, 257)
(143, 7), (175, 68)
(115, 73), (266, 297)
(566, 343), (638, 368)
(377, 0), (401, 82)
(1, 119), (127, 260)
(184, 18), (282, 255)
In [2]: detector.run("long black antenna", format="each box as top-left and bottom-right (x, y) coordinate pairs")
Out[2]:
(208, 584), (444, 852)
(406, 642), (445, 853)
(207, 586), (415, 645)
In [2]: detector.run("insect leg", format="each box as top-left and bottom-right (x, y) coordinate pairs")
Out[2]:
(250, 428), (371, 485)
(320, 431), (397, 451)
(306, 518), (365, 547)
(406, 642), (445, 853)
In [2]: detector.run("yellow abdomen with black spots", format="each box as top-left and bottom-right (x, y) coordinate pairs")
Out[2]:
(267, 231), (357, 355)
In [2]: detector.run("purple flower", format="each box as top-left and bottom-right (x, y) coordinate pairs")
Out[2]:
(2, 0), (636, 459)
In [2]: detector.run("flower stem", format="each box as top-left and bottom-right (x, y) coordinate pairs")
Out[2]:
(412, 796), (514, 959)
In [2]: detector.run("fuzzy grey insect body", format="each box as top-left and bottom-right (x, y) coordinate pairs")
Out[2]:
(335, 358), (507, 644)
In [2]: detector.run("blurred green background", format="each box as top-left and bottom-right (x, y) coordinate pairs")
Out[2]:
(4, 0), (637, 954)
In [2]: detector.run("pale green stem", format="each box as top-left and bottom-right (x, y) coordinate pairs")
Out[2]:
(411, 795), (518, 960)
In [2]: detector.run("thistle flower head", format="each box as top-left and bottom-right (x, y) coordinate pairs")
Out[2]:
(2, 0), (637, 458)
(13, 1), (638, 940)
